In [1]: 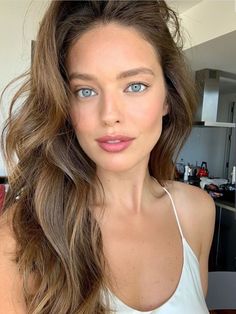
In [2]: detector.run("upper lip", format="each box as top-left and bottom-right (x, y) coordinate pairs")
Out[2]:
(96, 135), (135, 143)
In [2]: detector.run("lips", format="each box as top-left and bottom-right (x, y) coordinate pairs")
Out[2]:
(96, 135), (134, 143)
(95, 135), (135, 153)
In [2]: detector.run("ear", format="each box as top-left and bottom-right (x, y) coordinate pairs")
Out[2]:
(162, 101), (169, 116)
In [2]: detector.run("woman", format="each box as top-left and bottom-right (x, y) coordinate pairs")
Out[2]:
(0, 1), (215, 313)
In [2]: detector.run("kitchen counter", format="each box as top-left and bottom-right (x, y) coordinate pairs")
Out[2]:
(214, 199), (235, 213)
(177, 178), (235, 212)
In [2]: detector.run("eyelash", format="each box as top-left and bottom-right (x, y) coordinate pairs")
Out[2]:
(74, 82), (150, 99)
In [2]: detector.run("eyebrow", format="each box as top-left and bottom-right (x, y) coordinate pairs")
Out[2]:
(69, 67), (155, 82)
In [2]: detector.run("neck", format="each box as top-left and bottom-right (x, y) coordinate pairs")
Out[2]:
(92, 169), (163, 216)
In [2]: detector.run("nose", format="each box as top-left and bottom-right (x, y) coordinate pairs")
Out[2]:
(99, 92), (122, 127)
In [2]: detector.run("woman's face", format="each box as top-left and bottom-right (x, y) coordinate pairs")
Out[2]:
(67, 22), (168, 173)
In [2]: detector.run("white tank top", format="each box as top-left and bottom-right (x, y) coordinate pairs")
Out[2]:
(104, 187), (209, 314)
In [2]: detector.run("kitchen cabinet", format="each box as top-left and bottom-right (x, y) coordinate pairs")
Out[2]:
(209, 201), (236, 271)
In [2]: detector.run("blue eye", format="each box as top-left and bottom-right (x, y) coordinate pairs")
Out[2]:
(126, 83), (148, 93)
(77, 88), (96, 98)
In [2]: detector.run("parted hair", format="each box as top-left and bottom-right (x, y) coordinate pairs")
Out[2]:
(1, 1), (197, 313)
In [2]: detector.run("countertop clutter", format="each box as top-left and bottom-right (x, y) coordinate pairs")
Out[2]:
(175, 162), (236, 212)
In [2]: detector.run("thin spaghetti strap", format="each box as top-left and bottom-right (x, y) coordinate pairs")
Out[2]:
(162, 187), (184, 240)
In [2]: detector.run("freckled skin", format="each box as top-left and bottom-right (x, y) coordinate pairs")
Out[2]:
(67, 22), (168, 173)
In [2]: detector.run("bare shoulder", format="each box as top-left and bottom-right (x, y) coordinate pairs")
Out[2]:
(165, 180), (215, 223)
(165, 180), (215, 259)
(0, 206), (27, 313)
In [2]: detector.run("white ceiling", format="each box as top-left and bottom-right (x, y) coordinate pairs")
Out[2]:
(167, 0), (236, 92)
(184, 30), (236, 93)
(184, 30), (236, 75)
(166, 0), (203, 13)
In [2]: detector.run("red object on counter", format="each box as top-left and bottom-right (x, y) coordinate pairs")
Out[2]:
(0, 184), (5, 212)
(197, 161), (209, 178)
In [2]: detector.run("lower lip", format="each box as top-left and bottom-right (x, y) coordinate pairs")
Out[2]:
(97, 140), (133, 152)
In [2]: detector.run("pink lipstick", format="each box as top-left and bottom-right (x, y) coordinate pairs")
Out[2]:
(96, 135), (134, 153)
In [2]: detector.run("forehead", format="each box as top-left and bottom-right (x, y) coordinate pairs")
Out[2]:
(66, 22), (161, 75)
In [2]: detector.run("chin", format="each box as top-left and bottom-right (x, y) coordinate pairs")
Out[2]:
(95, 154), (149, 174)
(96, 161), (134, 173)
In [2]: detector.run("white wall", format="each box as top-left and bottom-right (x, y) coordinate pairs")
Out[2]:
(181, 0), (236, 50)
(178, 92), (236, 178)
(0, 0), (49, 176)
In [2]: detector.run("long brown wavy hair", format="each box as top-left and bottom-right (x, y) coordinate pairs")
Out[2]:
(1, 1), (197, 313)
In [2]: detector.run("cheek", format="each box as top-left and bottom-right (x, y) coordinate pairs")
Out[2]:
(129, 98), (165, 131)
(70, 106), (93, 135)
(148, 103), (164, 123)
(146, 107), (163, 139)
